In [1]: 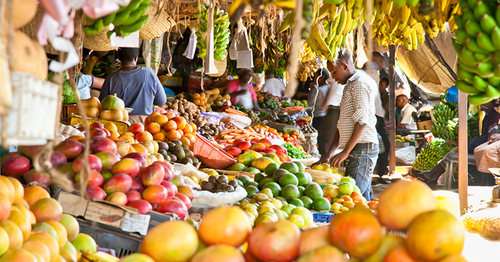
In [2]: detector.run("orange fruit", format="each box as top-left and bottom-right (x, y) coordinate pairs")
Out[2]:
(23, 186), (50, 208)
(180, 137), (191, 147)
(154, 115), (168, 127)
(131, 143), (148, 157)
(189, 123), (197, 132)
(172, 117), (187, 130)
(164, 111), (176, 120)
(178, 129), (184, 137)
(384, 246), (419, 262)
(166, 130), (182, 141)
(152, 132), (166, 142)
(146, 122), (161, 134)
(182, 124), (193, 134)
(147, 112), (160, 123)
(164, 120), (177, 131)
(184, 133), (196, 145)
(135, 131), (153, 142)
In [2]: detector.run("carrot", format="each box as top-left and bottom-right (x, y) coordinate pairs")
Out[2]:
(220, 130), (232, 135)
(223, 135), (234, 139)
(234, 135), (249, 140)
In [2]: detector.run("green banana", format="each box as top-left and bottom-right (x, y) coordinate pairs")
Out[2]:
(465, 38), (489, 54)
(123, 4), (149, 26)
(474, 1), (492, 20)
(126, 0), (141, 11)
(476, 62), (495, 78)
(455, 29), (468, 44)
(491, 27), (500, 50)
(121, 15), (148, 33)
(477, 32), (497, 52)
(279, 12), (294, 32)
(94, 19), (104, 32)
(489, 76), (500, 86)
(480, 14), (497, 34)
(456, 80), (480, 94)
(85, 16), (97, 24)
(103, 12), (116, 27)
(496, 5), (500, 27)
(83, 26), (100, 35)
(486, 85), (500, 98)
(113, 10), (131, 26)
(464, 20), (483, 37)
(468, 93), (494, 105)
(472, 75), (489, 92)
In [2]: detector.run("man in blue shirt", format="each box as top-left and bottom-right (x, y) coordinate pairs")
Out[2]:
(99, 48), (166, 124)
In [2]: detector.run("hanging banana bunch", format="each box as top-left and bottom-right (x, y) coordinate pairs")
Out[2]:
(84, 0), (151, 38)
(195, 3), (230, 61)
(453, 0), (500, 105)
(297, 42), (319, 82)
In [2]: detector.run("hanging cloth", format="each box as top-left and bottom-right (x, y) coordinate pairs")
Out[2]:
(143, 35), (164, 74)
(204, 4), (218, 75)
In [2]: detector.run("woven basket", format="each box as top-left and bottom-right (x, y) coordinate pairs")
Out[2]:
(206, 53), (227, 77)
(83, 25), (116, 51)
(19, 5), (58, 55)
(139, 2), (175, 40)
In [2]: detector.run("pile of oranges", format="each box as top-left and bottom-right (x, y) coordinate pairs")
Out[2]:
(143, 112), (197, 148)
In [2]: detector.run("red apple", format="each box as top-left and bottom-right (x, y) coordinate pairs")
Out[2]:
(238, 141), (252, 151)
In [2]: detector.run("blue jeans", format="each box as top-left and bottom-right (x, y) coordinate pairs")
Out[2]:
(345, 145), (379, 201)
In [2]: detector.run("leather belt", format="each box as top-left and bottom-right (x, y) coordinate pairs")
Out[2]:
(353, 142), (376, 151)
(327, 105), (340, 110)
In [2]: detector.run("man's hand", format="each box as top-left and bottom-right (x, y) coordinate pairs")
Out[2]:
(488, 133), (500, 143)
(330, 151), (349, 168)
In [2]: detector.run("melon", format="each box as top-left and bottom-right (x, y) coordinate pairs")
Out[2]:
(10, 31), (38, 76)
(101, 94), (125, 110)
(5, 0), (38, 29)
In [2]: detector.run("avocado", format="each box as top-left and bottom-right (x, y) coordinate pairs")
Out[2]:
(173, 149), (185, 160)
(181, 157), (193, 165)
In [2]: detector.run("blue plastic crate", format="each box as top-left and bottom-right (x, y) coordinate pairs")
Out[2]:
(313, 212), (335, 223)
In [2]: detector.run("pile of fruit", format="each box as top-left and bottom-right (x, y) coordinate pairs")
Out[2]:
(310, 163), (340, 174)
(296, 42), (320, 82)
(84, 0), (150, 37)
(159, 98), (205, 123)
(198, 174), (241, 193)
(0, 174), (102, 262)
(123, 180), (466, 262)
(412, 138), (454, 172)
(431, 96), (459, 142)
(395, 135), (413, 142)
(141, 112), (197, 148)
(283, 142), (311, 159)
(194, 3), (230, 61)
(226, 140), (290, 173)
(79, 95), (129, 122)
(257, 93), (281, 110)
(193, 117), (225, 138)
(300, 124), (317, 134)
(214, 127), (264, 144)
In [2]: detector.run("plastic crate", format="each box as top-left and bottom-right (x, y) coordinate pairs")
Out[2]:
(192, 133), (236, 169)
(61, 104), (77, 124)
(313, 212), (335, 224)
(77, 218), (142, 258)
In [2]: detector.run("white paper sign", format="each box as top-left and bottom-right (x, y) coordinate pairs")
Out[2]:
(109, 24), (140, 48)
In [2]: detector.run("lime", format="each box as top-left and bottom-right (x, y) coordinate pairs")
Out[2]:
(273, 168), (290, 181)
(235, 179), (244, 187)
(281, 204), (296, 215)
(298, 186), (305, 196)
(254, 173), (266, 183)
(311, 197), (331, 211)
(245, 185), (259, 198)
(278, 173), (299, 187)
(304, 183), (323, 200)
(340, 176), (356, 185)
(258, 177), (275, 189)
(229, 163), (246, 171)
(275, 196), (287, 203)
(292, 161), (305, 172)
(299, 196), (313, 209)
(288, 214), (305, 229)
(280, 162), (299, 174)
(280, 184), (300, 200)
(245, 181), (259, 188)
(338, 182), (354, 195)
(289, 198), (304, 207)
(262, 182), (281, 197)
(245, 167), (260, 174)
(264, 162), (279, 176)
(295, 172), (309, 186)
(237, 175), (252, 185)
(291, 207), (314, 225)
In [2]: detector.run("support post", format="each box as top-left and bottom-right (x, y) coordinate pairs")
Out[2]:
(458, 91), (468, 214)
(388, 45), (396, 176)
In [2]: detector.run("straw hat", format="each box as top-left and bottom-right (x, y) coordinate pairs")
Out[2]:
(139, 2), (176, 40)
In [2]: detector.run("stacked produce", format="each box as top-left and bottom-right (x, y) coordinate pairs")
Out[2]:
(430, 97), (458, 142)
(84, 0), (150, 37)
(100, 94), (129, 122)
(195, 3), (230, 61)
(0, 173), (105, 262)
(412, 138), (454, 171)
(257, 93), (281, 110)
(79, 97), (101, 118)
(468, 113), (480, 139)
(310, 163), (338, 173)
(225, 139), (290, 172)
(453, 0), (500, 104)
(214, 127), (264, 144)
(300, 124), (317, 134)
(141, 112), (197, 150)
(297, 42), (320, 81)
(193, 116), (225, 138)
(395, 134), (413, 142)
(159, 98), (204, 123)
(198, 174), (241, 193)
(124, 180), (466, 262)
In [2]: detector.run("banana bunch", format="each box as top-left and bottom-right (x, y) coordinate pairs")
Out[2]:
(453, 0), (500, 105)
(430, 99), (459, 142)
(371, 2), (425, 50)
(297, 42), (319, 82)
(263, 39), (289, 77)
(278, 0), (320, 36)
(468, 113), (479, 139)
(412, 138), (453, 171)
(84, 0), (150, 38)
(80, 252), (119, 262)
(410, 0), (460, 37)
(195, 4), (230, 61)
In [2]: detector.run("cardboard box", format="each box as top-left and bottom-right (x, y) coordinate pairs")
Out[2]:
(70, 115), (130, 133)
(52, 186), (175, 236)
(417, 120), (434, 131)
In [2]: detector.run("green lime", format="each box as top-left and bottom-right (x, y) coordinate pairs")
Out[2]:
(245, 185), (259, 198)
(311, 197), (331, 211)
(289, 198), (304, 207)
(264, 162), (279, 176)
(280, 162), (299, 174)
(245, 167), (260, 174)
(278, 173), (299, 187)
(262, 182), (281, 197)
(254, 173), (266, 183)
(280, 184), (300, 200)
(245, 181), (259, 188)
(298, 186), (305, 196)
(299, 196), (313, 209)
(237, 175), (252, 185)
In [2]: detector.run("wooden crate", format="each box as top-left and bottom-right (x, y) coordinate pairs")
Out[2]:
(61, 104), (77, 124)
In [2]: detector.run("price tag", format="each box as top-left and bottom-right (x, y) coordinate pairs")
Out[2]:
(122, 213), (150, 236)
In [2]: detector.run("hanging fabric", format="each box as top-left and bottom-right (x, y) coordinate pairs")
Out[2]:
(236, 26), (253, 69)
(204, 3), (218, 75)
(183, 29), (197, 60)
(143, 35), (164, 74)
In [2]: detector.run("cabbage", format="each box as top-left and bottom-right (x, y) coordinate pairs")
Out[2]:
(62, 79), (80, 104)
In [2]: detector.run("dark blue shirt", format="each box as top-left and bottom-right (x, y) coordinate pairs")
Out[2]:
(99, 67), (166, 115)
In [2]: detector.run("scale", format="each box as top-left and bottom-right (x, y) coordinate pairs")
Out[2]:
(488, 168), (500, 202)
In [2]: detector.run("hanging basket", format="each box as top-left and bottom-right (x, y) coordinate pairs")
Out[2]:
(19, 4), (58, 55)
(139, 2), (176, 40)
(206, 53), (227, 77)
(83, 26), (116, 51)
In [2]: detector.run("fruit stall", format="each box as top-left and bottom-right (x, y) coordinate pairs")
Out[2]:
(2, 0), (500, 261)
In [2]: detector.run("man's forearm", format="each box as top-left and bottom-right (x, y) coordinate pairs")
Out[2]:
(324, 130), (340, 160)
(342, 122), (366, 155)
(396, 123), (406, 129)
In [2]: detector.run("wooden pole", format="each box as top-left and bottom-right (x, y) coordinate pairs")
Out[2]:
(389, 45), (396, 176)
(458, 91), (468, 214)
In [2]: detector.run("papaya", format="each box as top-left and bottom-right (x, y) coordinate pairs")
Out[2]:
(262, 153), (281, 165)
(250, 157), (275, 171)
(101, 93), (125, 110)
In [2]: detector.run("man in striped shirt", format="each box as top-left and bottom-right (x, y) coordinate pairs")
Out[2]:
(319, 50), (379, 201)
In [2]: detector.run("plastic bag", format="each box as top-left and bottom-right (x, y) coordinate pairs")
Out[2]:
(229, 35), (238, 60)
(191, 186), (247, 208)
(183, 29), (197, 60)
(173, 163), (209, 181)
(212, 112), (252, 128)
(199, 112), (223, 124)
(395, 146), (416, 165)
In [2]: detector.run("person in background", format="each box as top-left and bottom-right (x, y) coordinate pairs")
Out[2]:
(225, 68), (263, 111)
(320, 50), (379, 201)
(379, 77), (390, 118)
(307, 68), (331, 155)
(474, 124), (500, 175)
(469, 100), (500, 153)
(261, 71), (286, 97)
(77, 74), (104, 99)
(99, 48), (166, 124)
(396, 94), (417, 136)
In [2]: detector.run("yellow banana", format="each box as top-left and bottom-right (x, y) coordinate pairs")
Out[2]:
(347, 0), (356, 10)
(382, 0), (393, 16)
(319, 3), (331, 20)
(398, 5), (411, 30)
(411, 27), (418, 50)
(342, 8), (352, 34)
(352, 0), (364, 18)
(312, 23), (334, 61)
(440, 0), (449, 13)
(402, 24), (412, 37)
(389, 9), (401, 35)
(336, 5), (347, 35)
